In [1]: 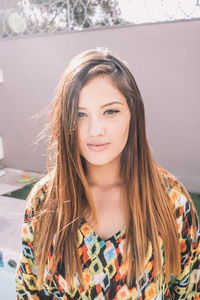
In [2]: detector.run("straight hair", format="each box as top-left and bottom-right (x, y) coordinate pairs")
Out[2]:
(32, 48), (195, 290)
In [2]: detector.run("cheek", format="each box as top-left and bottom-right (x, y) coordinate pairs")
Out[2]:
(77, 124), (85, 150)
(77, 121), (86, 137)
(119, 123), (130, 143)
(114, 115), (130, 141)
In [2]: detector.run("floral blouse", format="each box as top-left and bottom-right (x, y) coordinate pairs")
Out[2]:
(15, 170), (200, 299)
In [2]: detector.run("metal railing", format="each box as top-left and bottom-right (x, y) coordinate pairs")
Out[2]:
(0, 0), (199, 39)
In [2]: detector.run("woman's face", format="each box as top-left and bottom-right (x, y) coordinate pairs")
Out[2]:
(77, 75), (131, 167)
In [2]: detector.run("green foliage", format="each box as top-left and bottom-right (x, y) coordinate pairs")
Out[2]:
(190, 192), (200, 220)
(3, 181), (37, 200)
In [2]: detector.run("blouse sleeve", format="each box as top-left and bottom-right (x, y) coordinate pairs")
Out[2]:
(15, 181), (49, 299)
(168, 187), (200, 299)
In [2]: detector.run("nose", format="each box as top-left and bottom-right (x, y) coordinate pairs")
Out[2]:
(88, 117), (105, 137)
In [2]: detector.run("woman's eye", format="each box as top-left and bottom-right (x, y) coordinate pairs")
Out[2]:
(78, 110), (120, 118)
(78, 112), (86, 118)
(104, 109), (120, 115)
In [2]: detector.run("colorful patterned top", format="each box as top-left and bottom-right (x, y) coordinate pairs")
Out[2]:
(15, 170), (200, 299)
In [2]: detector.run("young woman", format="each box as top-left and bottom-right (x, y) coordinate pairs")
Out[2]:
(16, 48), (200, 299)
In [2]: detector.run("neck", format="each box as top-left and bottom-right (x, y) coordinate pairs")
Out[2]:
(85, 156), (123, 189)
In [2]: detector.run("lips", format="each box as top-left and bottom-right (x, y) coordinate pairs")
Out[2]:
(88, 143), (107, 146)
(87, 143), (109, 152)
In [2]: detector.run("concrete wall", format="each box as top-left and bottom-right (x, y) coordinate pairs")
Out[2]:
(0, 20), (200, 192)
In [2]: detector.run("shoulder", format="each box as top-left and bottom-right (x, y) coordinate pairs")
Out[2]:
(157, 165), (194, 221)
(25, 172), (52, 222)
(157, 165), (199, 240)
(157, 165), (190, 207)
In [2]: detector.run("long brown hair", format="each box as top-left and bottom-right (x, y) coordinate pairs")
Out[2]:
(33, 48), (187, 290)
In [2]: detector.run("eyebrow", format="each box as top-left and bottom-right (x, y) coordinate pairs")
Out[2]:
(78, 101), (123, 110)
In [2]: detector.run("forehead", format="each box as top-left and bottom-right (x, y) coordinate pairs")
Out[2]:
(78, 75), (127, 106)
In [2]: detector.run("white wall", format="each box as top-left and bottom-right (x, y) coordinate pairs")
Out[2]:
(0, 20), (199, 192)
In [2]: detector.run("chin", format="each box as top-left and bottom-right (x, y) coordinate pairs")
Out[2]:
(86, 159), (110, 166)
(84, 155), (120, 167)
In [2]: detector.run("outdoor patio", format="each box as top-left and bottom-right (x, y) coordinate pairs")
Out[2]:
(0, 168), (44, 298)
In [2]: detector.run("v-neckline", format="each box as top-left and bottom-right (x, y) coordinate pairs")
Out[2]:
(80, 215), (126, 242)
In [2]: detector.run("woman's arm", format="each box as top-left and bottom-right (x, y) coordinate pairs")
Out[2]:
(15, 182), (49, 299)
(168, 187), (200, 299)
